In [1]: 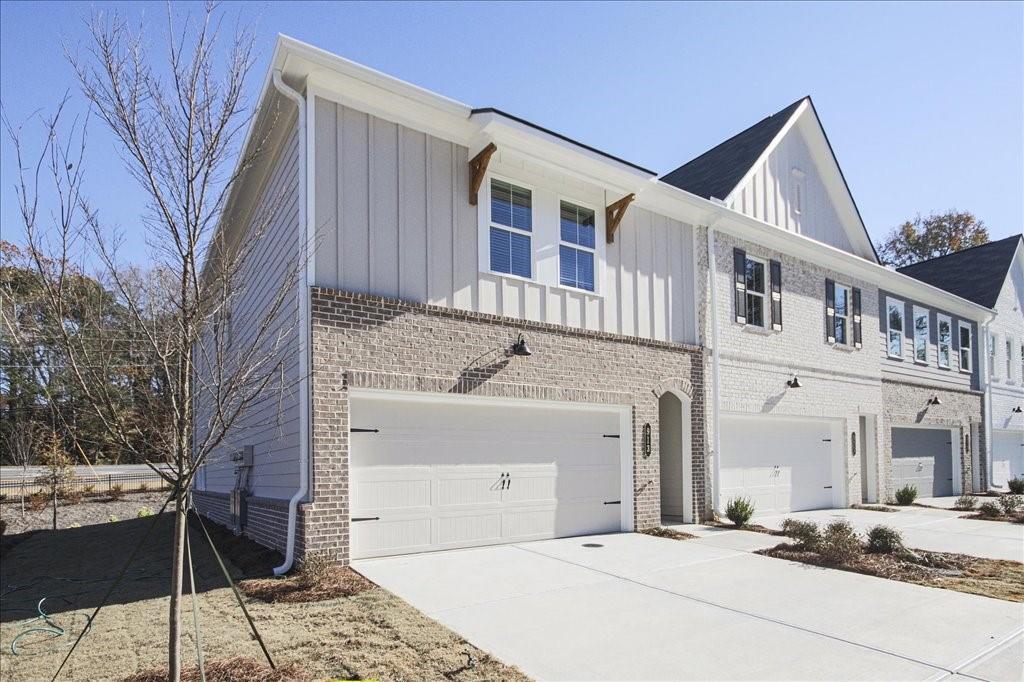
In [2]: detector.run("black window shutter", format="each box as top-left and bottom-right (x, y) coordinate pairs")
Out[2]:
(770, 260), (782, 331)
(825, 279), (836, 343)
(852, 287), (862, 349)
(733, 248), (747, 324)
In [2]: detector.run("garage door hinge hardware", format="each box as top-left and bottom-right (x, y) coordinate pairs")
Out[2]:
(823, 486), (832, 489)
(352, 517), (380, 522)
(822, 439), (832, 442)
(603, 434), (620, 439)
(351, 428), (379, 433)
(604, 500), (621, 505)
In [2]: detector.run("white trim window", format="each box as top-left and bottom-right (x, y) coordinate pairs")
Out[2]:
(558, 200), (596, 292)
(913, 306), (929, 364)
(833, 283), (853, 345)
(488, 178), (532, 279)
(958, 321), (973, 373)
(744, 255), (767, 328)
(937, 314), (952, 368)
(886, 297), (905, 359)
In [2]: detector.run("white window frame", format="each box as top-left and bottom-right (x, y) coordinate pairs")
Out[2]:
(958, 321), (973, 373)
(936, 314), (952, 369)
(557, 196), (598, 293)
(886, 297), (905, 359)
(912, 306), (929, 365)
(744, 254), (768, 329)
(833, 282), (853, 346)
(989, 333), (997, 378)
(482, 173), (535, 282)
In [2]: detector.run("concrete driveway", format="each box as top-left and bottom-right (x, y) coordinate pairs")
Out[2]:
(755, 506), (1024, 561)
(354, 533), (1023, 681)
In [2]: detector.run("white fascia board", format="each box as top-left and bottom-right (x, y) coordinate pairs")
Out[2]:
(723, 99), (809, 206)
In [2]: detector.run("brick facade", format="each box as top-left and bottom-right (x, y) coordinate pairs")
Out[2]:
(299, 287), (706, 565)
(192, 490), (291, 555)
(879, 379), (984, 499)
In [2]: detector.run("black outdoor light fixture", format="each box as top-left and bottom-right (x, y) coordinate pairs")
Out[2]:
(1013, 406), (1023, 413)
(510, 333), (532, 357)
(786, 376), (802, 389)
(928, 396), (942, 406)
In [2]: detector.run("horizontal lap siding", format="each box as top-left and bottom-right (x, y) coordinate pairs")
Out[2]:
(199, 123), (302, 499)
(312, 97), (697, 345)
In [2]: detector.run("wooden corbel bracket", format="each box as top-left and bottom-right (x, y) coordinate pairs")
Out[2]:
(468, 143), (497, 206)
(605, 193), (636, 243)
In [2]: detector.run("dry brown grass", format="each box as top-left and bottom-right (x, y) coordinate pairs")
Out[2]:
(122, 656), (312, 682)
(642, 527), (697, 541)
(760, 544), (1024, 602)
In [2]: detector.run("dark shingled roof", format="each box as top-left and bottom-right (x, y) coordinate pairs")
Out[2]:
(897, 234), (1022, 308)
(660, 97), (807, 200)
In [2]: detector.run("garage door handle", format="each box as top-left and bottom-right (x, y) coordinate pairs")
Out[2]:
(823, 486), (832, 489)
(352, 517), (379, 522)
(604, 500), (621, 505)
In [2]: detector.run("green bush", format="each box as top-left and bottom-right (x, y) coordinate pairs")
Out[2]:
(953, 494), (977, 510)
(137, 507), (154, 518)
(866, 525), (904, 554)
(819, 520), (861, 563)
(978, 501), (1002, 518)
(1007, 477), (1024, 495)
(724, 497), (755, 527)
(999, 494), (1022, 516)
(780, 518), (821, 551)
(893, 485), (918, 506)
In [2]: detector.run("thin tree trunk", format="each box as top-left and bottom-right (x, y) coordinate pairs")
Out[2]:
(168, 485), (187, 682)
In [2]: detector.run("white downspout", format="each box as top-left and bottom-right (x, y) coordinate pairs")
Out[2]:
(980, 319), (994, 491)
(272, 69), (310, 576)
(706, 224), (722, 515)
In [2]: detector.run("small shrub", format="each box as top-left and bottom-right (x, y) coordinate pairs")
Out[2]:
(27, 491), (49, 511)
(866, 525), (904, 554)
(953, 494), (977, 510)
(83, 484), (96, 496)
(819, 520), (861, 564)
(724, 497), (755, 526)
(893, 485), (918, 506)
(780, 518), (821, 551)
(978, 501), (1002, 518)
(138, 482), (149, 492)
(999, 494), (1022, 516)
(1007, 477), (1024, 495)
(137, 507), (154, 518)
(62, 488), (84, 505)
(108, 515), (119, 523)
(109, 484), (124, 501)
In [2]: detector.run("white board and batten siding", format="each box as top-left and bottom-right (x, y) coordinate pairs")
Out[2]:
(729, 118), (856, 255)
(313, 97), (699, 345)
(197, 123), (303, 499)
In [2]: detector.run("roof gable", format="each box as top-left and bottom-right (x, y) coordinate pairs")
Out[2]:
(898, 234), (1023, 309)
(661, 97), (878, 263)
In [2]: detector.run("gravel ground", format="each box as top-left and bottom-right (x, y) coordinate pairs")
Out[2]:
(0, 493), (168, 536)
(0, 513), (529, 682)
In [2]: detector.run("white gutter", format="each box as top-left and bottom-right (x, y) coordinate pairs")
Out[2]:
(271, 69), (310, 576)
(980, 320), (995, 491)
(706, 224), (723, 515)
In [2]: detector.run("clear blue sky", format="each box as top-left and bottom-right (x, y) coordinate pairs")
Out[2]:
(2, 1), (1021, 262)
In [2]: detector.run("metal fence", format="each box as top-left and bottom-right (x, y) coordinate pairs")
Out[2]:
(0, 471), (171, 500)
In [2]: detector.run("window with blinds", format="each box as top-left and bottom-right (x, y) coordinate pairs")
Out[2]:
(489, 179), (532, 278)
(558, 201), (596, 291)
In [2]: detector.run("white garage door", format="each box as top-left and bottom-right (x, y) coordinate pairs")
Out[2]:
(350, 393), (625, 559)
(992, 428), (1024, 489)
(720, 415), (842, 515)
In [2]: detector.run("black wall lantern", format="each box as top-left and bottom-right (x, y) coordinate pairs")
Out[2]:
(642, 423), (652, 458)
(1013, 406), (1023, 413)
(927, 396), (942, 406)
(510, 333), (532, 357)
(786, 376), (802, 389)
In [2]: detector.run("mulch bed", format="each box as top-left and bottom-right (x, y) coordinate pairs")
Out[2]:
(705, 520), (785, 536)
(643, 527), (697, 541)
(960, 513), (1024, 524)
(240, 567), (375, 603)
(760, 544), (1024, 602)
(123, 655), (312, 682)
(851, 504), (899, 513)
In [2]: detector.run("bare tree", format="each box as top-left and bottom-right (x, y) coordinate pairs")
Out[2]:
(5, 6), (298, 679)
(2, 418), (38, 517)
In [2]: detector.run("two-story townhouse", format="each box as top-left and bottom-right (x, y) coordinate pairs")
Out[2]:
(660, 98), (992, 512)
(194, 36), (995, 569)
(899, 235), (1024, 490)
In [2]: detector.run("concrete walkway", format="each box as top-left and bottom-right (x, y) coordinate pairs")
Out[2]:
(355, 533), (1023, 681)
(754, 507), (1024, 561)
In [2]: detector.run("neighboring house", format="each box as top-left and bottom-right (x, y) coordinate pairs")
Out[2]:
(193, 36), (995, 568)
(899, 235), (1024, 490)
